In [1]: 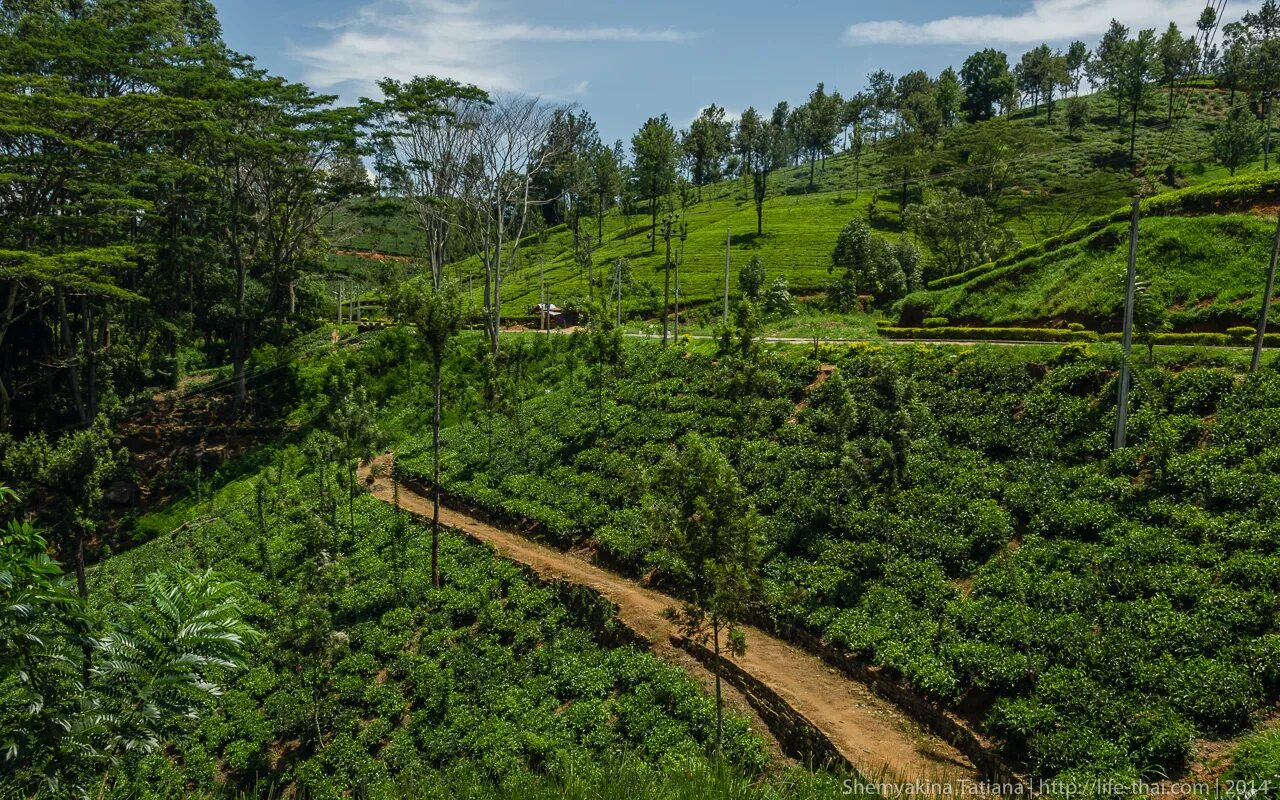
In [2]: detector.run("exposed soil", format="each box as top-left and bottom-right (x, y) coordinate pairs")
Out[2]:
(360, 454), (977, 784)
(789, 364), (837, 423)
(334, 248), (412, 263)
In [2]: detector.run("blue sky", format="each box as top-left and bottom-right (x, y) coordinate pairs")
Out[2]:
(213, 0), (1223, 145)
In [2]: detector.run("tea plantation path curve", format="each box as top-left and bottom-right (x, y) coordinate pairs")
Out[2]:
(360, 454), (977, 785)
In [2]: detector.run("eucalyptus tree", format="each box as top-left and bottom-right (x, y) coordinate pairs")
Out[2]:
(735, 107), (783, 235)
(683, 104), (732, 201)
(465, 93), (563, 355)
(631, 115), (679, 252)
(1157, 22), (1201, 121)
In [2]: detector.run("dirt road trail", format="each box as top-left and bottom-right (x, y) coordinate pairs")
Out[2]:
(361, 455), (976, 784)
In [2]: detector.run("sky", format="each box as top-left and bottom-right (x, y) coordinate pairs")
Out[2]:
(212, 0), (1229, 145)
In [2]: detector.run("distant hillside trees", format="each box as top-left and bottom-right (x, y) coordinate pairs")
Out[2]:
(632, 115), (679, 252)
(736, 107), (785, 235)
(1157, 22), (1200, 121)
(682, 104), (732, 201)
(1213, 104), (1264, 174)
(796, 82), (845, 190)
(961, 48), (1016, 121)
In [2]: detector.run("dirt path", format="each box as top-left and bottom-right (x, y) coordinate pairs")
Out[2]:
(360, 455), (975, 784)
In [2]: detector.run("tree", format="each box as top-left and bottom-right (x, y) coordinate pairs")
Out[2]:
(1111, 28), (1159, 164)
(0, 507), (254, 798)
(589, 139), (623, 241)
(645, 434), (760, 756)
(738, 255), (766, 300)
(632, 115), (679, 252)
(1016, 44), (1054, 118)
(903, 190), (1018, 280)
(828, 218), (915, 307)
(1066, 40), (1091, 96)
(683, 104), (732, 201)
(1133, 278), (1171, 361)
(867, 69), (897, 141)
(761, 276), (796, 318)
(328, 381), (380, 534)
(961, 48), (1015, 122)
(1157, 22), (1200, 122)
(1240, 1), (1280, 169)
(465, 94), (562, 355)
(936, 67), (963, 128)
(1089, 19), (1131, 119)
(391, 278), (461, 588)
(736, 107), (783, 235)
(797, 83), (844, 190)
(1212, 103), (1264, 175)
(1066, 96), (1090, 136)
(844, 93), (871, 197)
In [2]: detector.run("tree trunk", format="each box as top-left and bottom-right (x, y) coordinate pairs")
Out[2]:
(431, 350), (443, 589)
(713, 616), (723, 756)
(1267, 98), (1274, 171)
(75, 527), (91, 687)
(1129, 108), (1139, 166)
(56, 288), (85, 425)
(650, 199), (658, 253)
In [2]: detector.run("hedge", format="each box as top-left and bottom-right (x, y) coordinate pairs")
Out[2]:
(926, 174), (1280, 291)
(881, 327), (1099, 343)
(1098, 331), (1280, 347)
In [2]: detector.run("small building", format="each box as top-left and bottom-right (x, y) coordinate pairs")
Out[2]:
(530, 303), (580, 329)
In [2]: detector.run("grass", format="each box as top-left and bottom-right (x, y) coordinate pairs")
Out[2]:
(904, 213), (1278, 329)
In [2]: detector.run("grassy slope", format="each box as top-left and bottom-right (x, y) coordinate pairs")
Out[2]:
(326, 87), (1242, 319)
(905, 213), (1277, 329)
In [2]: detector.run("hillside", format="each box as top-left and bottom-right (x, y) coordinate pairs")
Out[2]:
(902, 173), (1280, 331)
(328, 87), (1244, 321)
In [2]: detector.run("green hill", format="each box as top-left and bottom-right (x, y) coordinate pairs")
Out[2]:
(328, 87), (1250, 322)
(902, 173), (1280, 331)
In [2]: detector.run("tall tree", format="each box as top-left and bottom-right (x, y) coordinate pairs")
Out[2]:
(961, 48), (1015, 122)
(631, 115), (678, 253)
(1110, 28), (1159, 164)
(645, 434), (760, 757)
(1157, 22), (1201, 121)
(1212, 102), (1264, 175)
(682, 104), (732, 201)
(1089, 19), (1131, 120)
(936, 66), (963, 128)
(736, 107), (782, 235)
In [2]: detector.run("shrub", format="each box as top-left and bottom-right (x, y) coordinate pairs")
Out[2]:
(922, 317), (950, 328)
(880, 326), (1098, 343)
(1229, 326), (1257, 342)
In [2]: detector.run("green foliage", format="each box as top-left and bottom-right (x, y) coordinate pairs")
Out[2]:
(828, 219), (915, 308)
(1212, 104), (1264, 176)
(738, 255), (766, 301)
(389, 335), (1280, 786)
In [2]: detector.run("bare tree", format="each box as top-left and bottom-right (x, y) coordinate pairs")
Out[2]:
(464, 94), (564, 355)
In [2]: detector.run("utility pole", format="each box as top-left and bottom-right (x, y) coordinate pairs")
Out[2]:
(1252, 212), (1280, 374)
(674, 222), (687, 341)
(583, 232), (596, 304)
(615, 258), (623, 327)
(539, 257), (547, 336)
(1114, 196), (1141, 451)
(723, 226), (731, 326)
(649, 213), (683, 346)
(337, 283), (343, 326)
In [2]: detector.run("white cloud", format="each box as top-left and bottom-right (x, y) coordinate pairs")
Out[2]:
(844, 0), (1211, 45)
(294, 0), (692, 95)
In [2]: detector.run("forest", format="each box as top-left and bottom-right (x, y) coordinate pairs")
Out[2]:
(3, 0), (1280, 797)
